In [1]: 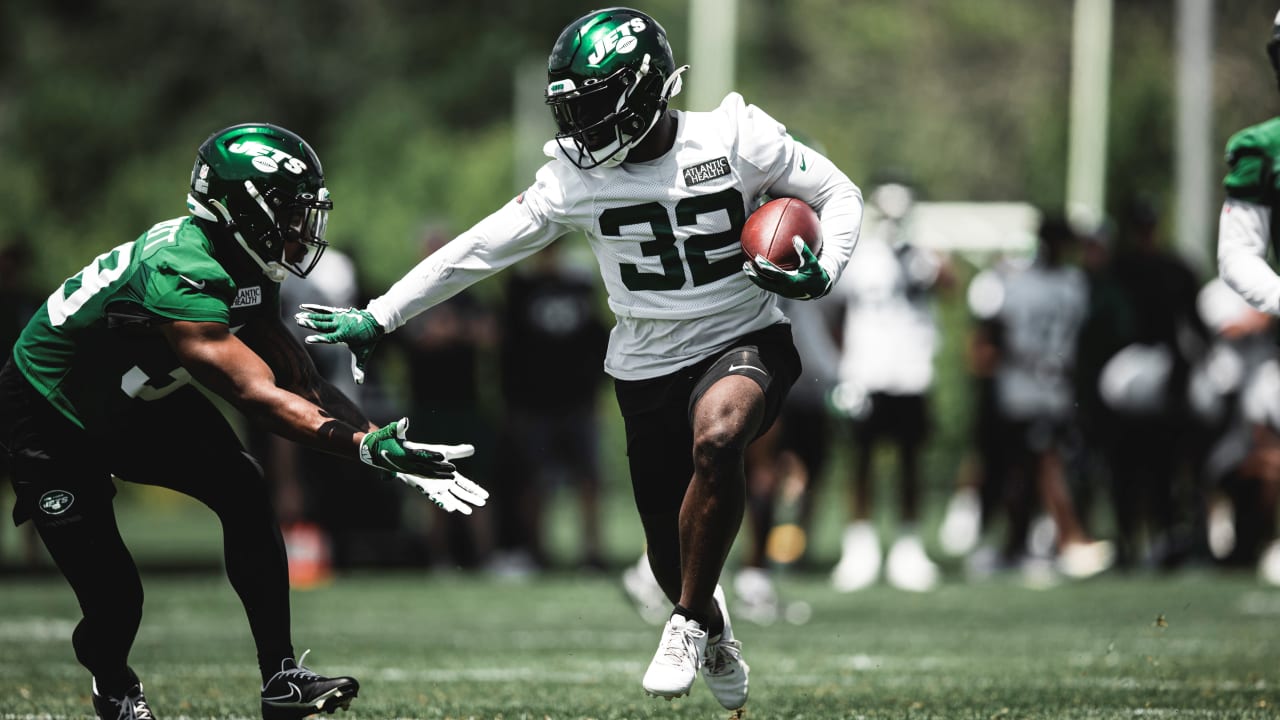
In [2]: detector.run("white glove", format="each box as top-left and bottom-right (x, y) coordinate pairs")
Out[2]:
(396, 461), (489, 515)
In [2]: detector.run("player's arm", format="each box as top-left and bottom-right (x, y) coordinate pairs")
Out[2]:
(164, 319), (366, 451)
(1218, 198), (1280, 315)
(296, 191), (566, 382)
(161, 320), (473, 485)
(766, 141), (864, 285)
(236, 312), (373, 432)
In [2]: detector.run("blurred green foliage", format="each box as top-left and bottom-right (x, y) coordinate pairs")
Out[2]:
(2, 0), (1276, 287)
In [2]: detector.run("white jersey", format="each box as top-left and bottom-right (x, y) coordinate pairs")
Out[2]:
(367, 93), (863, 380)
(834, 232), (941, 395)
(988, 262), (1088, 420)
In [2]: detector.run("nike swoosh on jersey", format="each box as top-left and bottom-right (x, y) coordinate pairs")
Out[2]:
(727, 364), (767, 375)
(178, 274), (206, 290)
(799, 154), (808, 171)
(262, 681), (304, 704)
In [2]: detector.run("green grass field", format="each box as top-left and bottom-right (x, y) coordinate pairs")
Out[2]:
(3, 568), (1279, 719)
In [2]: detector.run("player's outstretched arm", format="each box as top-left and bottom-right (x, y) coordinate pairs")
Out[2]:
(163, 320), (486, 511)
(238, 313), (374, 431)
(294, 304), (385, 384)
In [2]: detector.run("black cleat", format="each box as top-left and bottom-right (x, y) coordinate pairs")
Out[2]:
(261, 651), (359, 720)
(93, 669), (156, 720)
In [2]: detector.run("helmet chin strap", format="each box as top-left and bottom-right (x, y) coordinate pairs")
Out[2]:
(187, 193), (287, 282)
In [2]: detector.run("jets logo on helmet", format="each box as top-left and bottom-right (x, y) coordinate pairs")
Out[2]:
(545, 7), (688, 169)
(227, 140), (310, 175)
(586, 17), (647, 65)
(187, 123), (332, 282)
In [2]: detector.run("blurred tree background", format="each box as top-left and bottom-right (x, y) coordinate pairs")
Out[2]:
(3, 0), (1275, 287)
(2, 0), (1277, 559)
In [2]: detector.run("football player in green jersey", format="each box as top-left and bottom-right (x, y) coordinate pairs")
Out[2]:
(1217, 10), (1280, 586)
(0, 123), (488, 720)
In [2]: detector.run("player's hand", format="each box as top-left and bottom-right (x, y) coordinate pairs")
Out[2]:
(359, 418), (473, 479)
(396, 472), (489, 515)
(742, 236), (833, 300)
(294, 304), (385, 384)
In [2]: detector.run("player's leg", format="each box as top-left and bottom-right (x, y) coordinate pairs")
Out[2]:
(680, 371), (763, 616)
(0, 360), (154, 717)
(615, 371), (702, 697)
(615, 373), (693, 605)
(785, 402), (833, 569)
(111, 389), (357, 718)
(1038, 436), (1114, 579)
(680, 329), (798, 709)
(833, 400), (882, 591)
(884, 394), (939, 592)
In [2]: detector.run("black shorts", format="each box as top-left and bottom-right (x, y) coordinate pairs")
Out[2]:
(854, 392), (930, 447)
(1, 358), (266, 529)
(613, 322), (801, 515)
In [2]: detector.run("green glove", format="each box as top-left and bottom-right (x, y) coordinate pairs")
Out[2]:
(359, 417), (474, 479)
(295, 303), (384, 384)
(742, 236), (833, 300)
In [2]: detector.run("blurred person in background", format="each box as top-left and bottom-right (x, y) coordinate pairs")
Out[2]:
(295, 7), (862, 710)
(967, 214), (1114, 583)
(828, 180), (951, 593)
(0, 239), (43, 567)
(937, 255), (1019, 562)
(1097, 199), (1209, 569)
(270, 244), (377, 586)
(394, 225), (498, 573)
(0, 124), (486, 720)
(1067, 220), (1131, 555)
(493, 239), (609, 574)
(1215, 8), (1280, 584)
(1190, 279), (1277, 574)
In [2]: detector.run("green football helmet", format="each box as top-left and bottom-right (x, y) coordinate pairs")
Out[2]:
(545, 7), (688, 169)
(187, 123), (332, 282)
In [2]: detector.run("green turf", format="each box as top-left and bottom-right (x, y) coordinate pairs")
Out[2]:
(3, 570), (1279, 719)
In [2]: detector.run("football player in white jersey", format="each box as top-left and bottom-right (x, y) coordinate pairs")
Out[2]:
(296, 7), (862, 709)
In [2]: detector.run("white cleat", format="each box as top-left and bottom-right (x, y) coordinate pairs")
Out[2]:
(886, 534), (940, 592)
(703, 584), (750, 710)
(1056, 540), (1115, 579)
(831, 522), (881, 592)
(642, 613), (707, 700)
(938, 487), (982, 557)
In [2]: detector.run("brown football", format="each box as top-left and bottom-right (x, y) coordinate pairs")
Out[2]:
(740, 197), (823, 271)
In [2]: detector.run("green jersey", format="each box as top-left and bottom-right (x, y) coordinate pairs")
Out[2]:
(1224, 116), (1280, 205)
(12, 217), (280, 430)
